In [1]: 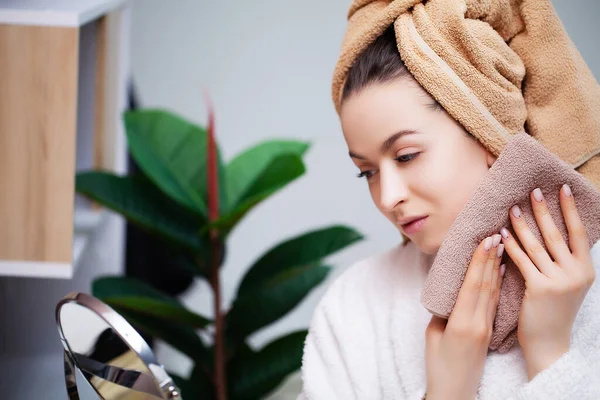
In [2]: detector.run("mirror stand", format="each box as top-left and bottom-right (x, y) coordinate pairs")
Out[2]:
(56, 292), (182, 400)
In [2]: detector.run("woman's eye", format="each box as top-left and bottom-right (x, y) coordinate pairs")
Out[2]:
(395, 153), (419, 163)
(356, 169), (376, 179)
(356, 153), (419, 179)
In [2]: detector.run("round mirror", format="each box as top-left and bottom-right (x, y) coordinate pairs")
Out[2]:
(56, 292), (182, 400)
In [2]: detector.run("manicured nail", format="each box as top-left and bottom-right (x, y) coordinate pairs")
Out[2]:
(492, 234), (501, 248)
(500, 227), (510, 239)
(500, 263), (506, 276)
(484, 236), (492, 251)
(511, 205), (521, 218)
(563, 184), (572, 197)
(497, 243), (504, 258)
(533, 188), (543, 202)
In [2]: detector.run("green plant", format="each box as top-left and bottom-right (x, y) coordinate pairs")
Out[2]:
(76, 104), (363, 400)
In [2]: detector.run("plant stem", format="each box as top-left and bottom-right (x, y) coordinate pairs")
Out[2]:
(210, 234), (227, 400)
(204, 90), (226, 399)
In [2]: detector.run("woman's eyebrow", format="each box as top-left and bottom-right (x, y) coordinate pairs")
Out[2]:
(348, 129), (420, 159)
(380, 129), (419, 153)
(349, 150), (366, 159)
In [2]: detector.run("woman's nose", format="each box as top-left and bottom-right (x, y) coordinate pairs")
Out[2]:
(379, 167), (409, 212)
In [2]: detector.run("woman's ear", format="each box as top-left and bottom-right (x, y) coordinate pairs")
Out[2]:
(486, 151), (497, 168)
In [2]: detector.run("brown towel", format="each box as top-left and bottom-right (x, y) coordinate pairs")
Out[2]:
(420, 132), (600, 353)
(332, 0), (600, 249)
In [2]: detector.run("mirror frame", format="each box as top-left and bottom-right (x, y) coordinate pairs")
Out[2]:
(56, 292), (182, 399)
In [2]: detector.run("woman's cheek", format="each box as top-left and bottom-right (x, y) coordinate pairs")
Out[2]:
(368, 181), (386, 215)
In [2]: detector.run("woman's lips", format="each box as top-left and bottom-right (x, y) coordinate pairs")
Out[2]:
(402, 216), (428, 234)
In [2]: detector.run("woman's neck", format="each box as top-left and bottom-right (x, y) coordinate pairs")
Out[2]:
(402, 239), (437, 275)
(421, 249), (437, 273)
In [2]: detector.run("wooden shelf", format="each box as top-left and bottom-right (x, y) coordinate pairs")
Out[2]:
(0, 0), (130, 278)
(0, 208), (107, 279)
(0, 0), (128, 27)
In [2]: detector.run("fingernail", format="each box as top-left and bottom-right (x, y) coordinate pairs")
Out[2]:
(500, 227), (510, 239)
(511, 205), (521, 218)
(500, 263), (506, 276)
(533, 188), (543, 202)
(563, 184), (572, 197)
(497, 243), (504, 258)
(484, 236), (492, 251)
(492, 234), (501, 248)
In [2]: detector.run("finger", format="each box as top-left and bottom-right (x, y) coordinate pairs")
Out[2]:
(453, 236), (493, 318)
(425, 315), (447, 350)
(487, 257), (505, 328)
(475, 235), (502, 322)
(508, 204), (557, 276)
(426, 315), (447, 333)
(530, 188), (572, 265)
(560, 184), (590, 259)
(500, 226), (541, 282)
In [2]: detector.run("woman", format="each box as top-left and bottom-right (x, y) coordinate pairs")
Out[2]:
(298, 4), (600, 399)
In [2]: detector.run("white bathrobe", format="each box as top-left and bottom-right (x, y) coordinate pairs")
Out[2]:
(298, 240), (600, 399)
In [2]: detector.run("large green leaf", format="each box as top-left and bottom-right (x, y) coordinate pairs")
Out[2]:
(76, 172), (205, 252)
(226, 264), (330, 341)
(236, 225), (363, 297)
(228, 331), (307, 400)
(210, 154), (306, 235)
(124, 109), (227, 216)
(93, 277), (211, 329)
(114, 308), (210, 365)
(225, 140), (309, 211)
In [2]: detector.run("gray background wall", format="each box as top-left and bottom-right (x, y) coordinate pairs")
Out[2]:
(0, 1), (598, 398)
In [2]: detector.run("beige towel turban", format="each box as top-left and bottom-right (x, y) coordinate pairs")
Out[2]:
(332, 0), (600, 245)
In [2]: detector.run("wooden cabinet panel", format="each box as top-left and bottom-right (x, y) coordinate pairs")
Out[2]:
(0, 24), (79, 265)
(0, 0), (130, 278)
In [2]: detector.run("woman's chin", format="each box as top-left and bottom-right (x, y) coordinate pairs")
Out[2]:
(419, 243), (439, 255)
(409, 235), (440, 255)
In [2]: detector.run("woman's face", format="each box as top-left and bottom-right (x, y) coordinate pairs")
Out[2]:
(340, 78), (496, 255)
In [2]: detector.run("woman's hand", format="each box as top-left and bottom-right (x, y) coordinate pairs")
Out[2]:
(425, 234), (506, 400)
(499, 184), (596, 380)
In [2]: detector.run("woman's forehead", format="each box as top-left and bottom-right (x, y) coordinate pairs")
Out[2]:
(341, 81), (439, 144)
